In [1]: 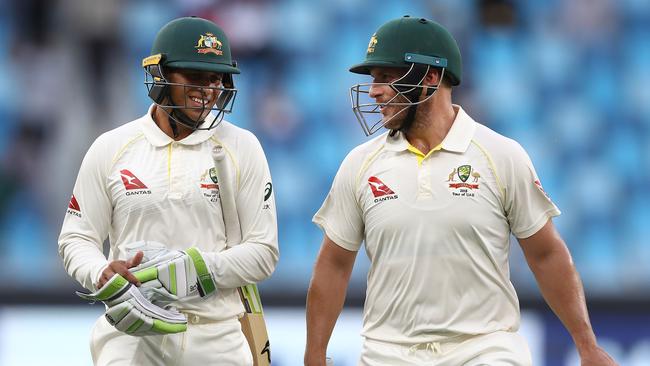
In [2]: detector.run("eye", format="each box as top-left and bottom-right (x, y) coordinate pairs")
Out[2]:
(209, 74), (223, 84)
(373, 74), (392, 83)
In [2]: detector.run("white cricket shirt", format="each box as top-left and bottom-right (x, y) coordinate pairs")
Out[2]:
(59, 105), (278, 321)
(314, 105), (560, 343)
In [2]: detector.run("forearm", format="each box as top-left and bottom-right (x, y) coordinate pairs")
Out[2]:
(528, 246), (597, 352)
(59, 239), (108, 291)
(204, 241), (279, 288)
(305, 261), (352, 362)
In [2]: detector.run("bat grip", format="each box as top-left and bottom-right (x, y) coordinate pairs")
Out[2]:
(212, 145), (226, 162)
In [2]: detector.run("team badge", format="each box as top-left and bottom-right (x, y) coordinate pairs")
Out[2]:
(367, 34), (378, 54)
(457, 164), (471, 182)
(209, 167), (218, 183)
(195, 33), (223, 55)
(447, 165), (481, 196)
(199, 168), (219, 203)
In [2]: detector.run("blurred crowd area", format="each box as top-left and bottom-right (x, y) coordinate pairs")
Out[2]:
(0, 0), (649, 301)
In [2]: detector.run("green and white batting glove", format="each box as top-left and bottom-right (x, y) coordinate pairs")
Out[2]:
(76, 274), (187, 336)
(131, 247), (218, 301)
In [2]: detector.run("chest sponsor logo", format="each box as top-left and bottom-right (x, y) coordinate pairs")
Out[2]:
(446, 165), (480, 197)
(368, 176), (398, 203)
(120, 169), (152, 196)
(66, 194), (81, 217)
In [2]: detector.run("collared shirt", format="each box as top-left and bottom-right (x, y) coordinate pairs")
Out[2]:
(314, 105), (560, 343)
(59, 105), (278, 321)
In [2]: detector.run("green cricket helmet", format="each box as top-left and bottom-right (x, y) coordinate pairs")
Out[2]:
(143, 16), (241, 135)
(349, 16), (462, 136)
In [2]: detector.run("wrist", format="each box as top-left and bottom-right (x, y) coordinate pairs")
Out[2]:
(304, 355), (327, 366)
(573, 333), (598, 355)
(304, 345), (327, 363)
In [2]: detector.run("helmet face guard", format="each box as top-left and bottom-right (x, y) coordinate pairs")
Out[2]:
(143, 56), (237, 131)
(348, 16), (461, 136)
(143, 17), (241, 133)
(350, 58), (445, 136)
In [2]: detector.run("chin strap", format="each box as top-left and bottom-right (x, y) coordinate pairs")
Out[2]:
(158, 98), (207, 138)
(169, 108), (202, 138)
(168, 113), (180, 138)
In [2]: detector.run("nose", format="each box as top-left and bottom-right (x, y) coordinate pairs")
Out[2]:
(368, 83), (383, 99)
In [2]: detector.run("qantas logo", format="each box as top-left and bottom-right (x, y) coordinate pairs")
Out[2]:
(368, 176), (395, 197)
(120, 169), (151, 196)
(368, 176), (398, 203)
(66, 194), (82, 217)
(121, 170), (148, 190)
(68, 195), (80, 211)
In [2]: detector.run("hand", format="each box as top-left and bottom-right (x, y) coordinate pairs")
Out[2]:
(131, 247), (217, 299)
(77, 273), (187, 336)
(580, 346), (618, 366)
(97, 251), (144, 289)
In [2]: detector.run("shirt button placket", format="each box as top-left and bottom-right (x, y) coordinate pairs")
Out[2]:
(169, 142), (183, 200)
(418, 159), (433, 197)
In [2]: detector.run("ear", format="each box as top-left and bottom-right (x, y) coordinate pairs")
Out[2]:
(423, 68), (443, 87)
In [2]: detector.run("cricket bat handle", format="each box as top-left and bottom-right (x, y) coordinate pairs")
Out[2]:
(212, 145), (241, 245)
(212, 144), (271, 366)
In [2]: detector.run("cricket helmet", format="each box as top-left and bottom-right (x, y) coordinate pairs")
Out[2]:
(143, 16), (240, 135)
(349, 16), (462, 136)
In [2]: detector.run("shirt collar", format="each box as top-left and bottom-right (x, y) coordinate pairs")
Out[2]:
(384, 105), (476, 153)
(139, 104), (218, 147)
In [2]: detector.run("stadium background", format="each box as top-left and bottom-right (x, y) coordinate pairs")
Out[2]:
(1, 0), (649, 364)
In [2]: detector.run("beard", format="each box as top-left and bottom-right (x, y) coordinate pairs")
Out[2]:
(381, 104), (410, 130)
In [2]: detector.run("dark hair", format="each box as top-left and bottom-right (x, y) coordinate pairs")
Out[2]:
(441, 73), (454, 88)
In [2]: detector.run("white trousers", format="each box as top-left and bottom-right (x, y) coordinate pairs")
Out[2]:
(359, 331), (532, 366)
(90, 314), (253, 366)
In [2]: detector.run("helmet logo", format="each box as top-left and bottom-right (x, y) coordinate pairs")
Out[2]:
(366, 34), (378, 54)
(195, 33), (223, 55)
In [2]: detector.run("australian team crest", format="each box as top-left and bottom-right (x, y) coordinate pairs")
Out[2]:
(199, 167), (219, 203)
(196, 33), (223, 55)
(447, 164), (481, 193)
(367, 34), (378, 54)
(457, 165), (471, 182)
(209, 167), (218, 183)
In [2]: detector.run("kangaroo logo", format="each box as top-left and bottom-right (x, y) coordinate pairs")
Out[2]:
(120, 169), (148, 190)
(368, 176), (395, 197)
(446, 167), (457, 182)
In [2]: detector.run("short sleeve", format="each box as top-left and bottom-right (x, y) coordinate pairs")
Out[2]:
(313, 152), (364, 251)
(504, 142), (561, 239)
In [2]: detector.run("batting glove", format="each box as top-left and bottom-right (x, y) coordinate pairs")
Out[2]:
(131, 247), (218, 302)
(77, 273), (187, 336)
